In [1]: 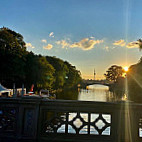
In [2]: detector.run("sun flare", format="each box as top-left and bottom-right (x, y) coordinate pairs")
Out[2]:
(123, 66), (129, 72)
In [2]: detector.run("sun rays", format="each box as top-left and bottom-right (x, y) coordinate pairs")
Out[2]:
(123, 66), (129, 72)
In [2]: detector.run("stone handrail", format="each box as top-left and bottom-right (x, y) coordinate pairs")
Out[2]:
(0, 98), (142, 142)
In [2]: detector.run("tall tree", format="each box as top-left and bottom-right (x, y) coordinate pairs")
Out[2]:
(46, 56), (68, 89)
(36, 56), (55, 90)
(0, 27), (81, 91)
(137, 39), (142, 50)
(64, 61), (82, 88)
(127, 58), (142, 102)
(0, 27), (27, 88)
(46, 56), (82, 89)
(104, 65), (124, 83)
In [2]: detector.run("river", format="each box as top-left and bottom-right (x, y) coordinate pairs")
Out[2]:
(57, 84), (123, 102)
(78, 84), (111, 102)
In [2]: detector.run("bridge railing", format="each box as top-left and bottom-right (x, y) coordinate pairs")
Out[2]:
(38, 100), (142, 142)
(0, 98), (142, 142)
(0, 97), (40, 142)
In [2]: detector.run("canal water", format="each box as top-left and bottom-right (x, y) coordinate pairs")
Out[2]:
(78, 84), (111, 102)
(57, 84), (123, 102)
(56, 84), (124, 135)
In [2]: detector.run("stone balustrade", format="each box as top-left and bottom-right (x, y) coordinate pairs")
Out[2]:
(0, 98), (142, 142)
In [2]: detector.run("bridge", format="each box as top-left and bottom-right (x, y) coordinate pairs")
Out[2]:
(0, 97), (142, 142)
(81, 79), (112, 87)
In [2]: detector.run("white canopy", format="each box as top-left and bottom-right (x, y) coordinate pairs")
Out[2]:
(0, 84), (11, 93)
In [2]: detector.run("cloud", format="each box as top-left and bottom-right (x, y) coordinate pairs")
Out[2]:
(126, 41), (139, 48)
(113, 40), (126, 47)
(41, 39), (47, 43)
(43, 44), (53, 50)
(49, 32), (54, 38)
(70, 38), (104, 50)
(56, 40), (70, 48)
(26, 43), (35, 48)
(113, 39), (141, 49)
(56, 38), (103, 50)
(90, 36), (95, 39)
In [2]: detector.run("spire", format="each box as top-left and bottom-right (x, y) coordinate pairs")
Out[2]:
(94, 68), (96, 80)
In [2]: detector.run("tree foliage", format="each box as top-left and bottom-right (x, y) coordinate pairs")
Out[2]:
(127, 58), (142, 102)
(64, 61), (82, 88)
(126, 39), (142, 102)
(137, 39), (142, 50)
(46, 56), (68, 89)
(0, 27), (27, 88)
(104, 65), (124, 82)
(36, 56), (55, 90)
(0, 27), (82, 91)
(46, 56), (82, 89)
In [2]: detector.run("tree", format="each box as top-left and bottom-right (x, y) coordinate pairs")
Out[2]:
(104, 65), (124, 83)
(0, 27), (26, 53)
(46, 56), (82, 89)
(0, 27), (81, 91)
(127, 58), (142, 102)
(0, 27), (55, 90)
(0, 27), (27, 88)
(36, 56), (55, 90)
(64, 61), (82, 88)
(137, 39), (142, 50)
(46, 56), (69, 89)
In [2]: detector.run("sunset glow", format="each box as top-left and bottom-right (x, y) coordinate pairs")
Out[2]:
(1, 0), (142, 79)
(123, 66), (129, 72)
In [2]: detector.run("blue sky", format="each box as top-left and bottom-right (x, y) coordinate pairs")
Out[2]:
(1, 0), (142, 79)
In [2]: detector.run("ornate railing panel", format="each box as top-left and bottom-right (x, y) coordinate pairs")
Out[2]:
(1, 98), (142, 142)
(42, 111), (111, 136)
(39, 100), (116, 142)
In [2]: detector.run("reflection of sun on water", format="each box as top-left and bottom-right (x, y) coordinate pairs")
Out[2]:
(123, 66), (129, 99)
(123, 66), (132, 141)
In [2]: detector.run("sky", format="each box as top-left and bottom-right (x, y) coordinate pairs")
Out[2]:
(1, 0), (142, 79)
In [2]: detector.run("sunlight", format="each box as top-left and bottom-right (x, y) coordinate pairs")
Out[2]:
(123, 68), (133, 142)
(129, 73), (142, 89)
(123, 66), (129, 72)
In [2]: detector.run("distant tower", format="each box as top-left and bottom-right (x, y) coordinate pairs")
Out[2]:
(94, 68), (96, 80)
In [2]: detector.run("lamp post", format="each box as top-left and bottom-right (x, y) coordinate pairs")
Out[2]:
(21, 84), (24, 97)
(13, 83), (16, 98)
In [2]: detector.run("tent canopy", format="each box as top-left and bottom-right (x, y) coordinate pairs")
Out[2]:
(0, 84), (11, 93)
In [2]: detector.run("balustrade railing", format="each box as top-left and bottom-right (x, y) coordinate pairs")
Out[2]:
(0, 98), (142, 141)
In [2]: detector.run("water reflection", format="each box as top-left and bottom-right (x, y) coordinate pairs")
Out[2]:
(56, 89), (78, 100)
(57, 84), (123, 102)
(78, 84), (109, 102)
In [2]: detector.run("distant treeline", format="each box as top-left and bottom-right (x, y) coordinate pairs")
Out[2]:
(0, 27), (82, 91)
